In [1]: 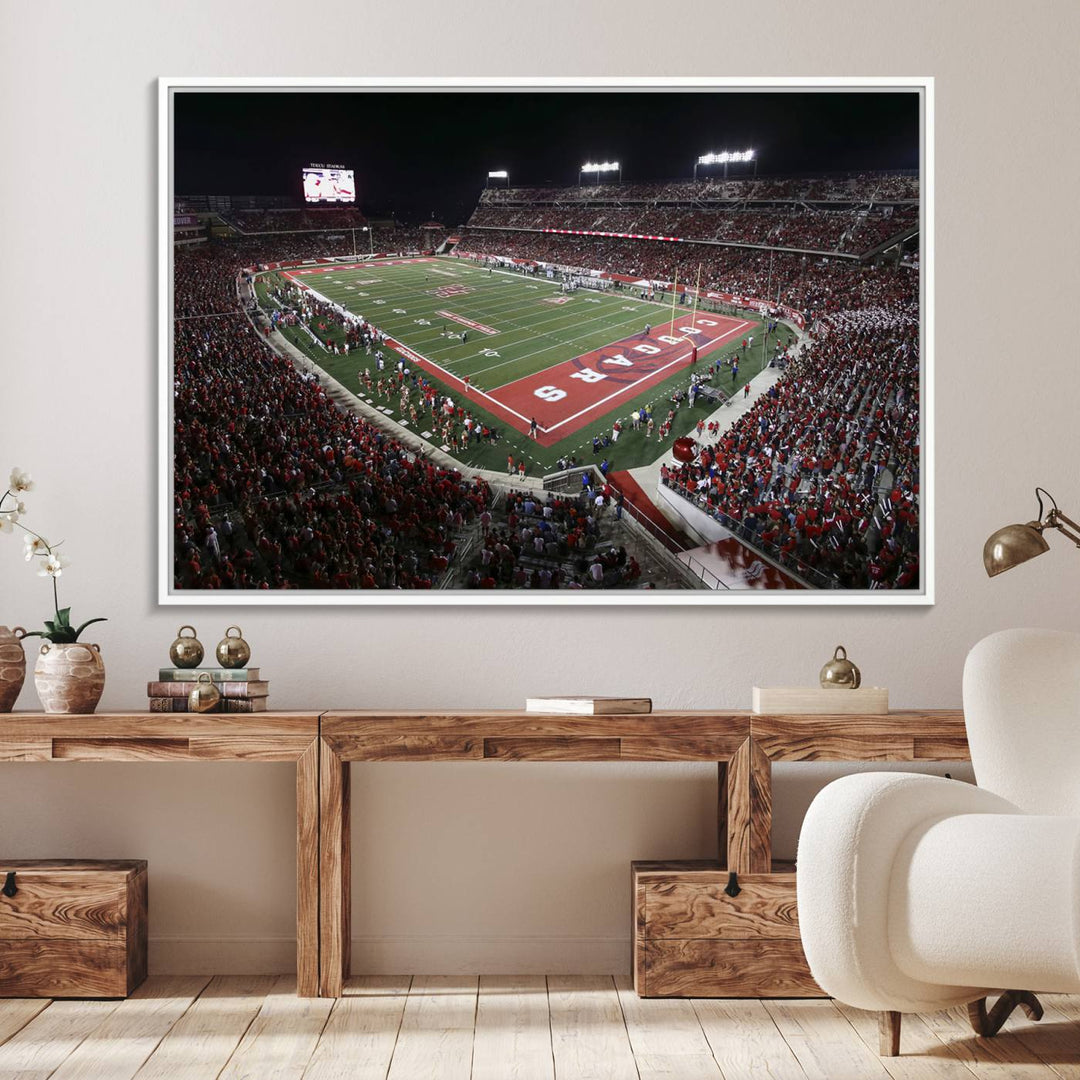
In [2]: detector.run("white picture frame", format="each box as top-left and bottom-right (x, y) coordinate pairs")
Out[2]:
(159, 76), (933, 606)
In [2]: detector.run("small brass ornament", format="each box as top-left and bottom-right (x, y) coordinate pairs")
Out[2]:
(169, 625), (204, 669)
(820, 645), (861, 689)
(215, 626), (251, 669)
(188, 672), (221, 713)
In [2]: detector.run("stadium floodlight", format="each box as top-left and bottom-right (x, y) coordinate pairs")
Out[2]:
(580, 160), (622, 186)
(695, 149), (756, 179)
(487, 170), (510, 188)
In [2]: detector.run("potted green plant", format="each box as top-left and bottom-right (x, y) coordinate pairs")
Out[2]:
(1, 468), (107, 714)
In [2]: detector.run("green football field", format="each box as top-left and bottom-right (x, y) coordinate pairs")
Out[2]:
(255, 256), (790, 475)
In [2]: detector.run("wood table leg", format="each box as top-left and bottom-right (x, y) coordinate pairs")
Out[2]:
(319, 737), (351, 997)
(726, 738), (772, 874)
(296, 738), (320, 997)
(717, 761), (728, 869)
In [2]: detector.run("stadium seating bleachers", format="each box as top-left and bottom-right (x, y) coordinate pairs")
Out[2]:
(173, 167), (921, 590)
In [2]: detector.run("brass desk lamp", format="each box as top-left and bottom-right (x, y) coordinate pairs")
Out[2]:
(984, 488), (1080, 577)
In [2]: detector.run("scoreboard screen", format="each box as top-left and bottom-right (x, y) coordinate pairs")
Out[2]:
(303, 167), (355, 203)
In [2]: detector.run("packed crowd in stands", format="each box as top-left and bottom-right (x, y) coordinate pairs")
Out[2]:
(172, 243), (656, 590)
(173, 245), (496, 590)
(461, 488), (643, 589)
(456, 232), (917, 327)
(478, 172), (918, 206)
(661, 302), (920, 589)
(173, 164), (922, 591)
(174, 245), (246, 317)
(222, 207), (369, 233)
(176, 224), (445, 270)
(467, 204), (915, 255)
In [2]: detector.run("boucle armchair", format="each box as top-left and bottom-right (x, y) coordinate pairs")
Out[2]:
(797, 628), (1080, 1055)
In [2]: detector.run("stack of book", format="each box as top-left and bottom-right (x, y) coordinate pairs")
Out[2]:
(147, 668), (269, 713)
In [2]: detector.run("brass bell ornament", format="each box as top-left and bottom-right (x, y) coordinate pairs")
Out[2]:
(820, 645), (861, 689)
(215, 626), (251, 669)
(169, 625), (204, 669)
(188, 672), (221, 713)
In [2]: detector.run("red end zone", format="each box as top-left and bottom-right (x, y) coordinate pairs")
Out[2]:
(492, 312), (751, 445)
(387, 312), (752, 447)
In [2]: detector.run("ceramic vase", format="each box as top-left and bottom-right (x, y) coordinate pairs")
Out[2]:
(34, 642), (106, 714)
(0, 626), (27, 712)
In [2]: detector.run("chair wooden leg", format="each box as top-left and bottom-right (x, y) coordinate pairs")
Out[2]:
(968, 991), (1044, 1038)
(879, 1010), (902, 1056)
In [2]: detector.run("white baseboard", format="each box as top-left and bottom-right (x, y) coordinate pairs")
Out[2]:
(148, 935), (630, 975)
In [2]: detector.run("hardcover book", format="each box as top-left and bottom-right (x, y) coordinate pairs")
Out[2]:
(147, 680), (269, 699)
(524, 696), (652, 715)
(751, 686), (889, 715)
(147, 696), (269, 713)
(158, 668), (261, 681)
(222, 698), (268, 713)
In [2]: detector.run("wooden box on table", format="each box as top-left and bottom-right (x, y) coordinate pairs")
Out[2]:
(632, 860), (822, 998)
(0, 859), (148, 997)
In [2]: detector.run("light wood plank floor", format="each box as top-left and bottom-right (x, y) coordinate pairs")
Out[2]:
(1, 976), (1078, 1080)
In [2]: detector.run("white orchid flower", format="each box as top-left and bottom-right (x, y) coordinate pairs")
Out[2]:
(0, 512), (15, 534)
(23, 534), (49, 560)
(8, 469), (33, 493)
(38, 553), (70, 578)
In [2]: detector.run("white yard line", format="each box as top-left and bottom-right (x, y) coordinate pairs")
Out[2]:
(316, 272), (663, 384)
(466, 307), (655, 378)
(517, 320), (751, 435)
(287, 262), (755, 441)
(385, 337), (536, 428)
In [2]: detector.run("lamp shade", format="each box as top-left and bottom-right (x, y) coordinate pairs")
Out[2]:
(983, 521), (1050, 577)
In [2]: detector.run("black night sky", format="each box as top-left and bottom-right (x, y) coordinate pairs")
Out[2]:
(174, 90), (920, 225)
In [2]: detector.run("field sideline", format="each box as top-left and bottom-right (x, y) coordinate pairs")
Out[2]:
(258, 255), (788, 473)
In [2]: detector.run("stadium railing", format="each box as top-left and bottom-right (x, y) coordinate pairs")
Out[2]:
(659, 478), (840, 590)
(542, 465), (605, 494)
(678, 552), (728, 591)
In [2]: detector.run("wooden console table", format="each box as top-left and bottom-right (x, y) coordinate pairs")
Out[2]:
(0, 712), (322, 997)
(318, 709), (969, 998)
(2, 708), (971, 999)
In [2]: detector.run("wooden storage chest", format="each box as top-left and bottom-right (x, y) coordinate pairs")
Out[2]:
(0, 859), (148, 998)
(632, 859), (822, 998)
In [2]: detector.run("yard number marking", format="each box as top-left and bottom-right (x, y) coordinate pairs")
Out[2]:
(534, 385), (567, 402)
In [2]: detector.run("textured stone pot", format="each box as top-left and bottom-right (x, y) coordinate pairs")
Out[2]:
(0, 626), (27, 713)
(34, 642), (106, 715)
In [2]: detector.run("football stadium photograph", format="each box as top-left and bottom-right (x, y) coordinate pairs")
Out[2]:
(164, 79), (928, 602)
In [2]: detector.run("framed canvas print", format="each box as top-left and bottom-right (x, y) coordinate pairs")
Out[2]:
(159, 77), (932, 605)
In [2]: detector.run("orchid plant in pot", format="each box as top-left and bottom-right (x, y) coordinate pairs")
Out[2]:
(1, 468), (108, 714)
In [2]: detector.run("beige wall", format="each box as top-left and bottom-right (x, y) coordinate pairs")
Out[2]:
(2, 0), (1078, 973)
